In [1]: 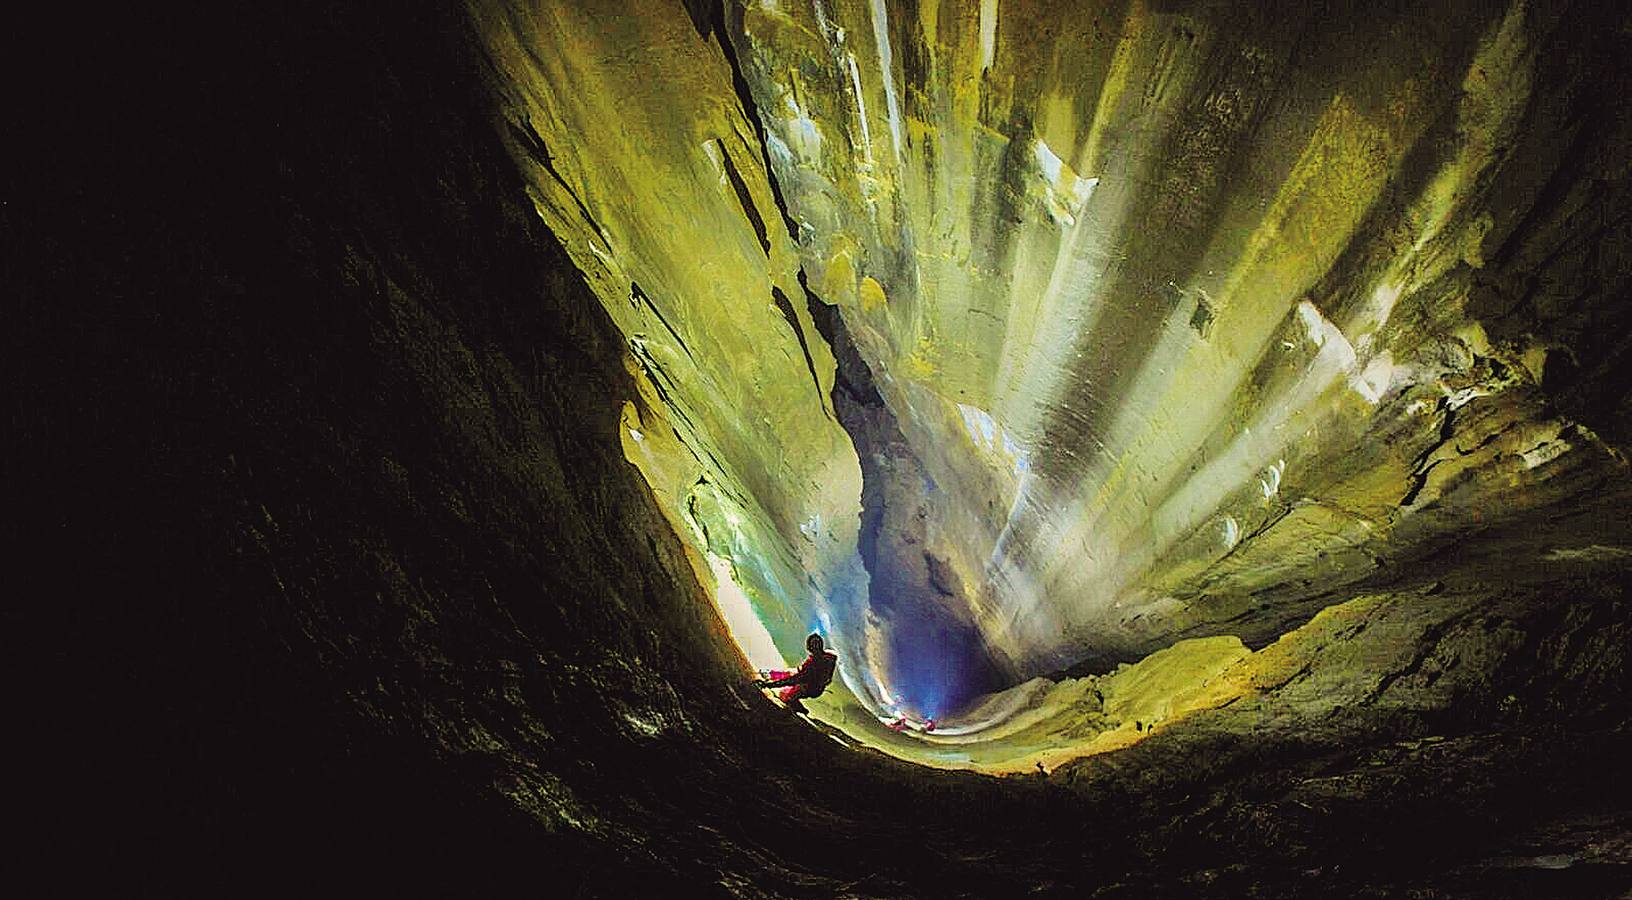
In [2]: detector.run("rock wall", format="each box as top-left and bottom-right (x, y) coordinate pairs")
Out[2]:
(469, 0), (872, 682)
(463, 0), (1632, 718)
(12, 1), (1632, 895)
(726, 0), (1632, 679)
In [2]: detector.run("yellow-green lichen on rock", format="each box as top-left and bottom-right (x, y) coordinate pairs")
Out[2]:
(727, 0), (1629, 678)
(470, 0), (1632, 760)
(469, 0), (871, 679)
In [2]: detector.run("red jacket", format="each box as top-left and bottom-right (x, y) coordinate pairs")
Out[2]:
(766, 651), (837, 695)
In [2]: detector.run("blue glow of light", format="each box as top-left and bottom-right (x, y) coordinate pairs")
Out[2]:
(880, 611), (1005, 720)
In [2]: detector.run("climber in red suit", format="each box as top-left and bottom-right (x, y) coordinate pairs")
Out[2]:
(756, 633), (837, 714)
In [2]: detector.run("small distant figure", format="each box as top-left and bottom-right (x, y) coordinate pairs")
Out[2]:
(755, 633), (837, 715)
(884, 714), (935, 733)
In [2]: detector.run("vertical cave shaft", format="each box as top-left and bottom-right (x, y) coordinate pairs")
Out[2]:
(13, 0), (1632, 895)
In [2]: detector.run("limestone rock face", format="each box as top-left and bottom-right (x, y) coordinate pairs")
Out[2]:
(728, 0), (1632, 680)
(18, 0), (1632, 894)
(472, 0), (1632, 719)
(470, 0), (870, 674)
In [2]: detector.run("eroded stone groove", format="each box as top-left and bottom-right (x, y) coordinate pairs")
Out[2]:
(809, 291), (1013, 717)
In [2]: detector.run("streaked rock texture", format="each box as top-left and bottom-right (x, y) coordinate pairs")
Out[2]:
(731, 0), (1631, 674)
(473, 0), (1632, 723)
(472, 0), (870, 672)
(16, 0), (1632, 896)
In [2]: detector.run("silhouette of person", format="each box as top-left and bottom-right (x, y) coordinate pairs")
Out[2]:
(756, 633), (837, 714)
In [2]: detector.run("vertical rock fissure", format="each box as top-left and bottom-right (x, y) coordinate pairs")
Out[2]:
(770, 285), (832, 420)
(716, 145), (770, 255)
(692, 0), (800, 242)
(807, 286), (1013, 716)
(805, 290), (890, 579)
(505, 118), (609, 244)
(630, 281), (696, 364)
(697, 4), (1013, 715)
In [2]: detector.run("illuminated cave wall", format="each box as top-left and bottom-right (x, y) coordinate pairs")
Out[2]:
(17, 0), (1632, 894)
(470, 0), (1632, 719)
(470, 0), (873, 691)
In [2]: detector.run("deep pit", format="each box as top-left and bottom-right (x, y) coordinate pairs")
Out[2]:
(13, 0), (1632, 896)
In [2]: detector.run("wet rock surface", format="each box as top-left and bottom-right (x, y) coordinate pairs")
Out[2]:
(468, 0), (1632, 721)
(10, 1), (1632, 897)
(717, 0), (1632, 674)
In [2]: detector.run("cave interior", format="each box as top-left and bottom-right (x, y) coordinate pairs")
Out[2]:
(11, 0), (1632, 895)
